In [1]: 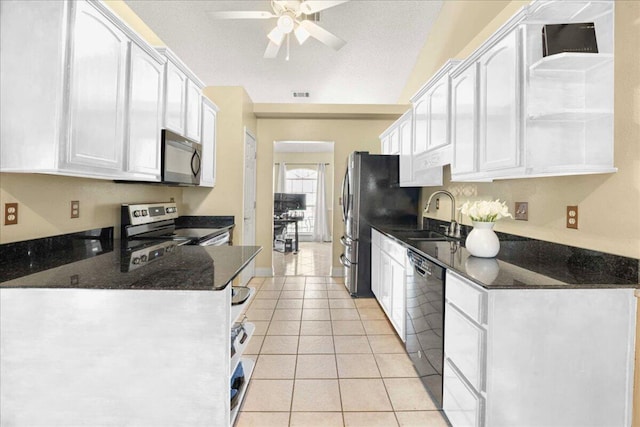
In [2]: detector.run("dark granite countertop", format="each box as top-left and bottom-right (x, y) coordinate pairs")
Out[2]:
(374, 224), (639, 290)
(0, 242), (262, 291)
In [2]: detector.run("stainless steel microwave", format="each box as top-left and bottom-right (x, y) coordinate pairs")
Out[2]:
(161, 129), (201, 185)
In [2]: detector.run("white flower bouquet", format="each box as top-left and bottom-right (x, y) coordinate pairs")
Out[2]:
(459, 199), (512, 223)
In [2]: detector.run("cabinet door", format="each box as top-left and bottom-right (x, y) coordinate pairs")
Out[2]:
(164, 60), (187, 135)
(398, 117), (413, 185)
(379, 253), (392, 316)
(380, 134), (390, 155)
(66, 1), (128, 171)
(200, 100), (217, 187)
(185, 80), (202, 142)
(126, 44), (163, 179)
(478, 30), (520, 172)
(413, 98), (428, 156)
(390, 257), (405, 339)
(389, 127), (400, 155)
(427, 80), (449, 151)
(371, 241), (381, 299)
(451, 63), (478, 176)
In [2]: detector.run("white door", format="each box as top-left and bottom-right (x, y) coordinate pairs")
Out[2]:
(241, 129), (257, 285)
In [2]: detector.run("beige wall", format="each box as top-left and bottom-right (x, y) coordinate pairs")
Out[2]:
(0, 173), (183, 242)
(182, 87), (257, 246)
(255, 119), (390, 273)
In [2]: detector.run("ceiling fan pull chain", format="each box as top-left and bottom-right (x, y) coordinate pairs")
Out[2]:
(286, 33), (290, 61)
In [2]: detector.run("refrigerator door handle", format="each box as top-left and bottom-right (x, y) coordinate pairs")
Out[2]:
(340, 235), (354, 247)
(341, 167), (350, 222)
(339, 253), (352, 268)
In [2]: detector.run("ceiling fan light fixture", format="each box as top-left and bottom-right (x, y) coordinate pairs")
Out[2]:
(267, 26), (285, 45)
(276, 15), (295, 34)
(294, 24), (311, 44)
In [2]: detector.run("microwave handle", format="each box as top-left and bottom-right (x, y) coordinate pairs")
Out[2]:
(191, 150), (201, 177)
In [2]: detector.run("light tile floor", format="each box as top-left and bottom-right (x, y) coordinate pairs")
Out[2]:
(273, 242), (332, 276)
(236, 276), (449, 427)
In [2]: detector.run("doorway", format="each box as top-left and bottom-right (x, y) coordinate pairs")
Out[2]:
(272, 141), (334, 276)
(241, 128), (257, 285)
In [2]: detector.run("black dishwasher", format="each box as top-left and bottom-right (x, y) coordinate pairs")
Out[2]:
(405, 249), (446, 408)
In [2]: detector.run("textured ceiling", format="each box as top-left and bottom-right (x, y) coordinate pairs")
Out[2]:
(125, 0), (443, 104)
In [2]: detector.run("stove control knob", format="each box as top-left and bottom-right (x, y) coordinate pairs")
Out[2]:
(142, 210), (148, 216)
(133, 210), (141, 217)
(140, 255), (148, 262)
(132, 257), (140, 264)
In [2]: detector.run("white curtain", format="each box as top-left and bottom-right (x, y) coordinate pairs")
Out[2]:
(313, 163), (331, 242)
(276, 162), (287, 193)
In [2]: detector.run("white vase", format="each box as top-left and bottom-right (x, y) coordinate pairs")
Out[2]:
(465, 221), (500, 258)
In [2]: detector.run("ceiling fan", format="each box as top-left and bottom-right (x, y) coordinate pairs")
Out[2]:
(210, 0), (348, 59)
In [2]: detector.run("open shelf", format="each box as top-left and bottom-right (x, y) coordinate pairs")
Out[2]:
(230, 322), (255, 377)
(230, 358), (255, 426)
(530, 53), (612, 73)
(231, 286), (255, 324)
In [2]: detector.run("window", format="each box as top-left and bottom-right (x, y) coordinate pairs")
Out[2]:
(285, 168), (316, 233)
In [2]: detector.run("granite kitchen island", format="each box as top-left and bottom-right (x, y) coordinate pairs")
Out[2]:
(0, 242), (261, 427)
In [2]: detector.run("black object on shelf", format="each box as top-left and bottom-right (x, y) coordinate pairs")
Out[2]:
(230, 362), (245, 411)
(542, 22), (598, 57)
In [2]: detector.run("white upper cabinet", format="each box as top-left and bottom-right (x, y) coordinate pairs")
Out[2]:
(163, 60), (187, 136)
(478, 29), (521, 174)
(451, 0), (615, 182)
(0, 0), (171, 181)
(157, 48), (205, 143)
(66, 1), (129, 173)
(379, 110), (418, 186)
(200, 97), (218, 188)
(126, 43), (165, 180)
(451, 62), (478, 177)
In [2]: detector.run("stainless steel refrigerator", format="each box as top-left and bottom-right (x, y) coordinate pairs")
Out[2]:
(339, 152), (419, 297)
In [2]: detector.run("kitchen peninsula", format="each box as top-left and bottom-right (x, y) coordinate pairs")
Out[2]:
(0, 231), (261, 426)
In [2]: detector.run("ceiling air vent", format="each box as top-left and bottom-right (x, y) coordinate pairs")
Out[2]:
(292, 91), (310, 98)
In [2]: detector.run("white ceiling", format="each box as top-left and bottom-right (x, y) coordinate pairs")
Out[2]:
(125, 0), (443, 104)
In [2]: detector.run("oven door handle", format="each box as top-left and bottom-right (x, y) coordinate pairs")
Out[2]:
(339, 253), (352, 268)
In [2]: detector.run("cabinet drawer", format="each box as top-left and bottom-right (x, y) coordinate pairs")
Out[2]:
(446, 271), (487, 325)
(443, 359), (484, 427)
(445, 302), (486, 392)
(380, 236), (405, 265)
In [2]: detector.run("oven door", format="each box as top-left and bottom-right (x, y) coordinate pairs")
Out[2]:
(161, 129), (201, 185)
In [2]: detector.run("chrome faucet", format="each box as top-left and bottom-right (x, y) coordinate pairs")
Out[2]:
(423, 190), (461, 238)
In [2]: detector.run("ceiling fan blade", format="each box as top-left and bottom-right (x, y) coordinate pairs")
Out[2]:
(264, 41), (282, 58)
(209, 11), (275, 20)
(298, 20), (346, 50)
(299, 0), (348, 15)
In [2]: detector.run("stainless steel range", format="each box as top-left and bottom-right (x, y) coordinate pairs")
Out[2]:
(121, 202), (231, 247)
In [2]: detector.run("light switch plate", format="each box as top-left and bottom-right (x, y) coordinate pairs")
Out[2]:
(515, 202), (528, 221)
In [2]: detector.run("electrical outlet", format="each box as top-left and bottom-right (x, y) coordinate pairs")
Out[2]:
(5, 203), (18, 225)
(515, 202), (528, 221)
(71, 200), (80, 219)
(566, 205), (578, 229)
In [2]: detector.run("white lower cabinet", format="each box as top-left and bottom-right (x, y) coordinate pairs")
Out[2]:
(371, 229), (407, 340)
(443, 270), (637, 427)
